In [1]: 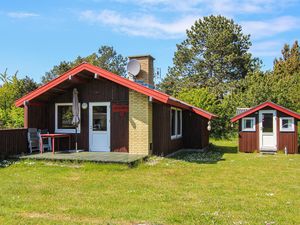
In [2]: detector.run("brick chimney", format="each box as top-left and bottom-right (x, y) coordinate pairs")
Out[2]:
(128, 55), (155, 86)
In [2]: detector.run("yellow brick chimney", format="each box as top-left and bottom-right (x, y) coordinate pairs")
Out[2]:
(128, 55), (155, 86)
(128, 55), (154, 155)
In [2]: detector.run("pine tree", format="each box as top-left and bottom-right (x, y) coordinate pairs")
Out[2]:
(159, 15), (260, 96)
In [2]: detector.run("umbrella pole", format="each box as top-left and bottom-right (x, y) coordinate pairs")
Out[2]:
(75, 126), (78, 152)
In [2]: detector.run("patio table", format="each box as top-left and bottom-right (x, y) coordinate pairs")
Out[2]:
(40, 133), (71, 154)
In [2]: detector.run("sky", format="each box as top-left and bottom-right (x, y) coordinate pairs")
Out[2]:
(0, 0), (299, 83)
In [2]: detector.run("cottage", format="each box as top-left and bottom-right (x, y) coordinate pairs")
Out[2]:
(231, 101), (300, 154)
(15, 55), (216, 156)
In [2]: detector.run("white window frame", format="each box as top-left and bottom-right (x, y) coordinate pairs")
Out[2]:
(242, 117), (256, 132)
(279, 117), (294, 132)
(55, 103), (81, 133)
(170, 107), (182, 139)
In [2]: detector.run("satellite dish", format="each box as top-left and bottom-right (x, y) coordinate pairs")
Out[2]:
(127, 59), (141, 77)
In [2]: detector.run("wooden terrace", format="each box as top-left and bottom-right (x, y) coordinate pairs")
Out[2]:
(18, 151), (147, 164)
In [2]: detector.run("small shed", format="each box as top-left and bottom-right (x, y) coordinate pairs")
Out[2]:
(231, 101), (300, 154)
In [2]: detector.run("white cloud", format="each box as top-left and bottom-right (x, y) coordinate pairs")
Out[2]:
(7, 12), (39, 19)
(111, 0), (295, 14)
(241, 16), (300, 39)
(207, 0), (288, 15)
(114, 0), (202, 13)
(80, 0), (299, 42)
(250, 40), (282, 57)
(79, 10), (199, 38)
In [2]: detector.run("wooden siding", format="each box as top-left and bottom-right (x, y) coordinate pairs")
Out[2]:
(26, 77), (129, 152)
(238, 113), (259, 153)
(183, 111), (209, 149)
(153, 103), (209, 156)
(200, 118), (210, 148)
(25, 104), (49, 129)
(152, 103), (183, 155)
(111, 106), (129, 152)
(0, 129), (28, 158)
(277, 111), (298, 154)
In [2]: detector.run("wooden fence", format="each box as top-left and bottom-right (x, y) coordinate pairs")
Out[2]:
(0, 128), (28, 159)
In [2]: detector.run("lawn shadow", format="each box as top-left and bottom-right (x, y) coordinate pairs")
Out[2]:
(168, 142), (238, 164)
(169, 149), (225, 164)
(0, 159), (19, 168)
(212, 145), (238, 154)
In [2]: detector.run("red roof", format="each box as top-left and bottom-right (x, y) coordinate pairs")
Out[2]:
(15, 62), (217, 120)
(231, 101), (300, 122)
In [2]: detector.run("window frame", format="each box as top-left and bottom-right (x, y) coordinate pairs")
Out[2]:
(170, 107), (182, 140)
(241, 117), (256, 132)
(55, 103), (81, 133)
(279, 117), (294, 132)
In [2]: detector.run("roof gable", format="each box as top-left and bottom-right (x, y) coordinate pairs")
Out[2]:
(231, 101), (300, 122)
(15, 63), (217, 120)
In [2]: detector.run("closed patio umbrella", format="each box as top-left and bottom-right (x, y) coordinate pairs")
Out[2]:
(72, 88), (80, 152)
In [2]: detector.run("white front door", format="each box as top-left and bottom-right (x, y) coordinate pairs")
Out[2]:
(89, 102), (110, 152)
(259, 110), (277, 150)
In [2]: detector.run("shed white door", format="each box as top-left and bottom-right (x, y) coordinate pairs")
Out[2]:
(259, 110), (277, 150)
(89, 102), (110, 152)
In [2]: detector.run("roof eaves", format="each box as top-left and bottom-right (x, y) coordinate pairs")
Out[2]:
(230, 101), (300, 122)
(168, 97), (217, 120)
(15, 63), (88, 107)
(15, 62), (217, 120)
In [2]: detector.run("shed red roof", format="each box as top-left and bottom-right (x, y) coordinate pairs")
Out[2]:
(231, 101), (300, 122)
(15, 62), (217, 120)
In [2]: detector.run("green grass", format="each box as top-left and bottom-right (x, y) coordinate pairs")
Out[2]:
(0, 139), (299, 224)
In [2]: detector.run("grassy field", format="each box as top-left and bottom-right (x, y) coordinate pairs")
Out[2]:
(0, 139), (299, 224)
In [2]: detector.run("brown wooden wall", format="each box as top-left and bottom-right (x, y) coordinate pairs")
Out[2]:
(152, 102), (209, 156)
(200, 118), (210, 148)
(277, 112), (298, 154)
(25, 104), (49, 129)
(238, 113), (259, 153)
(152, 103), (183, 155)
(26, 78), (129, 152)
(0, 129), (28, 158)
(183, 111), (209, 149)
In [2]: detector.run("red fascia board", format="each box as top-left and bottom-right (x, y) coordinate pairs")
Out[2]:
(15, 63), (169, 107)
(231, 101), (300, 122)
(167, 98), (217, 120)
(266, 102), (300, 119)
(192, 108), (216, 120)
(168, 97), (217, 119)
(15, 62), (217, 120)
(15, 63), (87, 107)
(167, 98), (190, 110)
(84, 64), (170, 103)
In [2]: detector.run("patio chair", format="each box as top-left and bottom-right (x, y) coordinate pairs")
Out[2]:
(27, 128), (40, 153)
(38, 129), (52, 152)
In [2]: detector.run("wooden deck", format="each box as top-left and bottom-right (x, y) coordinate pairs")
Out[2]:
(18, 151), (147, 164)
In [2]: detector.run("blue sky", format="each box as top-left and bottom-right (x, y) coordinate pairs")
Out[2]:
(0, 0), (299, 83)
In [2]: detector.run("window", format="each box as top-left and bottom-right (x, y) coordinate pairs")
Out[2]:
(55, 103), (81, 133)
(242, 117), (256, 131)
(262, 113), (273, 132)
(171, 108), (182, 139)
(92, 106), (107, 131)
(280, 117), (294, 132)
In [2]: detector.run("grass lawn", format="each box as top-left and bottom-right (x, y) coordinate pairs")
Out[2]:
(0, 139), (299, 224)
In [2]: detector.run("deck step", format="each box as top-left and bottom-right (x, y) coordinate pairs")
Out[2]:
(260, 149), (277, 155)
